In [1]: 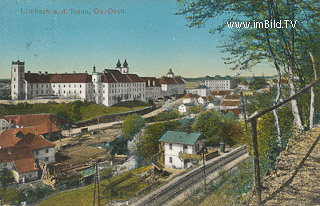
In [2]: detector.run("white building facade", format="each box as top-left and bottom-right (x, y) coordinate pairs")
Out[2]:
(11, 60), (186, 107)
(0, 119), (14, 132)
(200, 75), (232, 91)
(159, 131), (202, 169)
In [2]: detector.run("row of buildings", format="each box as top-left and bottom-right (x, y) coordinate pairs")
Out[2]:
(11, 60), (186, 106)
(185, 75), (235, 91)
(0, 114), (67, 183)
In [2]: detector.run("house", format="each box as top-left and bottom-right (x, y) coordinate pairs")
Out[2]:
(159, 69), (186, 97)
(182, 93), (199, 104)
(3, 113), (66, 141)
(210, 90), (232, 99)
(186, 85), (210, 97)
(159, 131), (202, 169)
(198, 96), (208, 105)
(141, 77), (162, 102)
(0, 119), (14, 132)
(0, 129), (56, 183)
(178, 104), (188, 114)
(200, 75), (233, 91)
(238, 80), (250, 90)
(0, 146), (39, 183)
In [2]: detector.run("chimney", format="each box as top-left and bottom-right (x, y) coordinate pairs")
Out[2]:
(38, 71), (42, 74)
(45, 71), (48, 75)
(28, 71), (31, 74)
(65, 72), (67, 74)
(73, 71), (76, 74)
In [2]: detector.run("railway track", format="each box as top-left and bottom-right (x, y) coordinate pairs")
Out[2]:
(136, 146), (248, 206)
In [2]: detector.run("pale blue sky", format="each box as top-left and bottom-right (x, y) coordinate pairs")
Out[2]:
(0, 0), (275, 79)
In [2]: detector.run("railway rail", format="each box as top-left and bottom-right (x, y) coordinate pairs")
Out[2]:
(136, 146), (248, 206)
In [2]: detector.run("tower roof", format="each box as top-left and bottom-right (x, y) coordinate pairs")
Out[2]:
(123, 59), (128, 67)
(116, 60), (121, 68)
(167, 68), (174, 75)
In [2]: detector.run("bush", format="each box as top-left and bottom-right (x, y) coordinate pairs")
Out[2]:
(122, 114), (145, 140)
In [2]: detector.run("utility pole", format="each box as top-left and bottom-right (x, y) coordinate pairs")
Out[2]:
(93, 163), (100, 206)
(198, 146), (208, 194)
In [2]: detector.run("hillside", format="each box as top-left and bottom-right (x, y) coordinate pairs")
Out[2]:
(250, 125), (320, 205)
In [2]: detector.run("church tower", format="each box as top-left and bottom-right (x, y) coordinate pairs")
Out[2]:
(166, 68), (174, 78)
(92, 65), (102, 104)
(116, 59), (129, 74)
(11, 60), (26, 100)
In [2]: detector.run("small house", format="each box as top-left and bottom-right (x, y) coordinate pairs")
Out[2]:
(159, 131), (202, 169)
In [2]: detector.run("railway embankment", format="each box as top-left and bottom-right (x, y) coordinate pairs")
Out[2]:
(250, 125), (320, 205)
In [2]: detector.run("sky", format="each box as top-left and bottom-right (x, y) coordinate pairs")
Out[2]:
(0, 0), (276, 79)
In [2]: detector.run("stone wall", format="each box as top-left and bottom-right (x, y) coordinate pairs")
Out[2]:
(0, 99), (83, 105)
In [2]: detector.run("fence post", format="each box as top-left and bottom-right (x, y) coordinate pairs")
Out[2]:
(250, 118), (262, 205)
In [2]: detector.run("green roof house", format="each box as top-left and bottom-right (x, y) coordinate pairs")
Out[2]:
(159, 131), (202, 169)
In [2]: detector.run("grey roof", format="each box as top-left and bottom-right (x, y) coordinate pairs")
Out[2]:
(159, 131), (202, 145)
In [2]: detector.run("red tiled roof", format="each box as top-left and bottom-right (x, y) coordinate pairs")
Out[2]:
(159, 76), (185, 85)
(0, 146), (32, 163)
(221, 100), (240, 106)
(173, 76), (185, 84)
(102, 70), (145, 83)
(0, 129), (22, 148)
(15, 133), (55, 151)
(50, 73), (92, 83)
(25, 73), (92, 83)
(14, 158), (39, 173)
(25, 73), (51, 83)
(0, 147), (39, 174)
(141, 77), (161, 87)
(211, 91), (232, 96)
(224, 95), (241, 100)
(183, 93), (199, 98)
(3, 114), (63, 134)
(0, 146), (39, 173)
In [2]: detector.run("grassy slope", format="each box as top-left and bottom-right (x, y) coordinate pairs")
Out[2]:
(0, 101), (147, 121)
(38, 166), (152, 206)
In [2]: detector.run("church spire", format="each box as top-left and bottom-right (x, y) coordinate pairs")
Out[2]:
(116, 59), (121, 68)
(123, 59), (128, 68)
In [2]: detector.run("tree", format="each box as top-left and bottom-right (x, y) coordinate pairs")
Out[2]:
(0, 169), (16, 204)
(122, 114), (145, 140)
(192, 110), (242, 145)
(249, 77), (266, 91)
(177, 0), (320, 131)
(138, 121), (181, 159)
(0, 169), (15, 187)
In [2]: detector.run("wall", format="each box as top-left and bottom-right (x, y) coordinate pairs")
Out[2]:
(74, 106), (154, 127)
(0, 99), (83, 105)
(33, 147), (56, 164)
(19, 170), (38, 183)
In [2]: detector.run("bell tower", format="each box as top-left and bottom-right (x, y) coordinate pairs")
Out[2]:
(11, 60), (26, 100)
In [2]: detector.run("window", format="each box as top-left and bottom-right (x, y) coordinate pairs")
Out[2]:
(3, 162), (7, 167)
(46, 149), (49, 153)
(183, 145), (187, 150)
(169, 144), (172, 150)
(45, 157), (49, 162)
(169, 157), (172, 163)
(35, 151), (39, 155)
